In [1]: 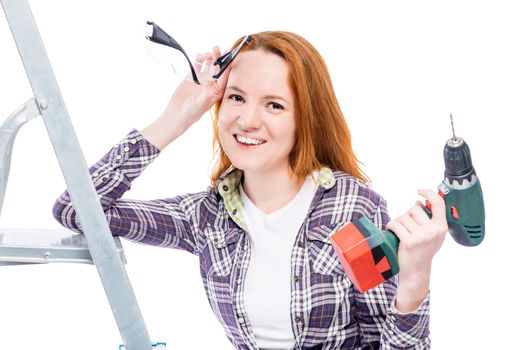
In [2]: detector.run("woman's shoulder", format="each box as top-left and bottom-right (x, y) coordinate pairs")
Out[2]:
(331, 169), (371, 188)
(329, 168), (380, 192)
(321, 168), (387, 211)
(173, 169), (241, 216)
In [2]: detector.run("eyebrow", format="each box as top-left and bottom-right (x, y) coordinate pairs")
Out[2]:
(227, 85), (289, 103)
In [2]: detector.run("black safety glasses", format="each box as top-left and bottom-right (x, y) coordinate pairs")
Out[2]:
(145, 21), (252, 85)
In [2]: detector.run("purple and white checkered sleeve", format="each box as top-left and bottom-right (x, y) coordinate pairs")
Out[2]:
(52, 129), (202, 254)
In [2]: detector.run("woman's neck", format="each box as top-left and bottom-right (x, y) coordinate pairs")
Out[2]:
(242, 167), (304, 215)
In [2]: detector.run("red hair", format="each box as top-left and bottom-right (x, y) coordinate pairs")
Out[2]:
(210, 31), (368, 186)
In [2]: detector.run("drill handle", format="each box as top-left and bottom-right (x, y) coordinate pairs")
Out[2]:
(383, 229), (400, 254)
(442, 180), (485, 246)
(422, 190), (445, 219)
(382, 203), (430, 255)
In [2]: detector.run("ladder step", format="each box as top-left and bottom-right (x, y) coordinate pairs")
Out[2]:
(0, 228), (126, 265)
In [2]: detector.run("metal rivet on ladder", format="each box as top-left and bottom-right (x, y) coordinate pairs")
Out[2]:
(39, 99), (48, 110)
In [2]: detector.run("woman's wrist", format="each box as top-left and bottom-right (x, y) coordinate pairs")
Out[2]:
(395, 269), (431, 313)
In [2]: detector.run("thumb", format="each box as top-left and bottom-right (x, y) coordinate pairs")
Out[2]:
(194, 79), (222, 113)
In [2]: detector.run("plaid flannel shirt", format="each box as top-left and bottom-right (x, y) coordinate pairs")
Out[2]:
(53, 129), (430, 349)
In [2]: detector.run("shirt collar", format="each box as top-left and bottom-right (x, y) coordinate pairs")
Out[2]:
(315, 167), (336, 190)
(217, 167), (335, 197)
(217, 168), (244, 198)
(216, 167), (335, 231)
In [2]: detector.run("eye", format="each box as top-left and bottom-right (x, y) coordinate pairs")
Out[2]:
(228, 94), (244, 103)
(267, 102), (284, 111)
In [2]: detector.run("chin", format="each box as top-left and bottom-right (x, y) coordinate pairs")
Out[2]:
(230, 159), (264, 173)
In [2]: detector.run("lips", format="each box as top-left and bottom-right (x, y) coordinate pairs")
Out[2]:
(234, 134), (267, 146)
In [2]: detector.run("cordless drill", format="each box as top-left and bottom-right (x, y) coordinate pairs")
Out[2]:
(330, 114), (485, 293)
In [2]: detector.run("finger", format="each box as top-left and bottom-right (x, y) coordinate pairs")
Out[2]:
(418, 189), (446, 223)
(408, 202), (431, 226)
(386, 220), (413, 246)
(397, 213), (421, 234)
(198, 78), (225, 110)
(209, 46), (224, 81)
(194, 52), (213, 64)
(212, 45), (221, 60)
(192, 93), (215, 118)
(194, 53), (203, 63)
(215, 61), (233, 92)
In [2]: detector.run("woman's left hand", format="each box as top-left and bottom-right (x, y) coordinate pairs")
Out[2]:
(386, 189), (448, 312)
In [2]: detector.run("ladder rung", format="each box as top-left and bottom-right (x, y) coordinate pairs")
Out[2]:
(0, 228), (126, 265)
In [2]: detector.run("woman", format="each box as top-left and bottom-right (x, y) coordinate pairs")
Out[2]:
(53, 31), (447, 349)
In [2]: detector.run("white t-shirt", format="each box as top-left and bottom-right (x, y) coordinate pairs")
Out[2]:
(240, 174), (318, 350)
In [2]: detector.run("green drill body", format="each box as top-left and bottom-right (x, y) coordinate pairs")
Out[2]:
(438, 178), (485, 246)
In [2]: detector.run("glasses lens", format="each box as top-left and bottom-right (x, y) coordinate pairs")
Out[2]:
(193, 59), (220, 83)
(144, 29), (190, 79)
(144, 22), (220, 84)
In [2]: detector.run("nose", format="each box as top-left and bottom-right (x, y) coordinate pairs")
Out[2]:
(236, 105), (261, 131)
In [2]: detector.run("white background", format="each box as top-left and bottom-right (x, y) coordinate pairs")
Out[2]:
(1, 0), (523, 349)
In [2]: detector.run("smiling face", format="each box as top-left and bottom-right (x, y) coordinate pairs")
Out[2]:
(218, 49), (296, 177)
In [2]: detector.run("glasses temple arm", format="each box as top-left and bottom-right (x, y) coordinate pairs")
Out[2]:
(145, 21), (201, 85)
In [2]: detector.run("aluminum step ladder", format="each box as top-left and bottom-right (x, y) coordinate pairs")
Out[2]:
(1, 0), (156, 348)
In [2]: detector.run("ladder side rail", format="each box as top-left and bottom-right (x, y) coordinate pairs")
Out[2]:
(1, 1), (152, 349)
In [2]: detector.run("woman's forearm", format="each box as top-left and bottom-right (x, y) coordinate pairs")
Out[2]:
(141, 112), (190, 150)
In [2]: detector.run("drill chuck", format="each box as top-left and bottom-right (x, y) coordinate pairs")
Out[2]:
(444, 137), (476, 186)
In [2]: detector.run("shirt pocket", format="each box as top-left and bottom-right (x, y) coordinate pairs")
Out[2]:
(200, 225), (242, 278)
(307, 223), (348, 277)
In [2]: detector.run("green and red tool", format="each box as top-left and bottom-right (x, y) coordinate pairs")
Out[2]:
(330, 114), (485, 293)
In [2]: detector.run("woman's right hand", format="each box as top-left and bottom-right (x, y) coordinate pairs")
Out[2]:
(163, 46), (230, 128)
(142, 46), (231, 150)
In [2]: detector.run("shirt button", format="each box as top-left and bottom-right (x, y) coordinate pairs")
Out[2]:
(295, 316), (302, 323)
(237, 278), (242, 284)
(115, 155), (122, 160)
(222, 185), (229, 192)
(130, 138), (137, 144)
(243, 244), (248, 251)
(294, 275), (300, 282)
(123, 146), (130, 152)
(232, 209), (238, 215)
(102, 176), (108, 182)
(238, 317), (245, 325)
(93, 172), (99, 177)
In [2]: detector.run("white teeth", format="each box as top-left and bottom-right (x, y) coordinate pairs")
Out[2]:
(235, 135), (265, 145)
